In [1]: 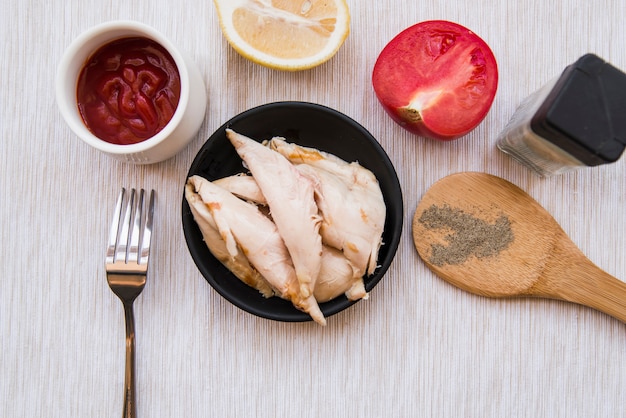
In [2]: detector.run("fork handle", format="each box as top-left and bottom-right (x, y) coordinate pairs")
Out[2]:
(123, 302), (137, 418)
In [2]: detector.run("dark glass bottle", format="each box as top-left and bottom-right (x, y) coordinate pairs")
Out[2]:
(497, 54), (626, 176)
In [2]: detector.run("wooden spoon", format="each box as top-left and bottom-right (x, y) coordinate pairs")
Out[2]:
(412, 172), (626, 323)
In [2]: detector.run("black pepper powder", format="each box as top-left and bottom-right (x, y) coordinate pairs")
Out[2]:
(418, 204), (514, 267)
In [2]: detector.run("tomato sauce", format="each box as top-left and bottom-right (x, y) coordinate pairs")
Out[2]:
(76, 37), (181, 145)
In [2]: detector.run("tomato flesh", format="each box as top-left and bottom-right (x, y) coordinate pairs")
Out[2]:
(372, 20), (498, 140)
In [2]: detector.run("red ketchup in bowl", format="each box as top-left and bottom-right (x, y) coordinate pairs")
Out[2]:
(76, 37), (181, 145)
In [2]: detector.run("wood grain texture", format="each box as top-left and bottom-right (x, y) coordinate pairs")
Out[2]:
(412, 172), (626, 323)
(2, 1), (626, 417)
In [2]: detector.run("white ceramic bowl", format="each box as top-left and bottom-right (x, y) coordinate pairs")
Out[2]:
(56, 21), (207, 164)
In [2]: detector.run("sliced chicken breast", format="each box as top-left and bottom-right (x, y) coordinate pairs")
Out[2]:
(213, 172), (369, 303)
(226, 129), (324, 318)
(269, 138), (386, 278)
(185, 182), (275, 298)
(314, 246), (369, 303)
(186, 175), (326, 325)
(214, 174), (267, 205)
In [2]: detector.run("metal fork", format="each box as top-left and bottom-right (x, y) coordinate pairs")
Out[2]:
(106, 188), (155, 418)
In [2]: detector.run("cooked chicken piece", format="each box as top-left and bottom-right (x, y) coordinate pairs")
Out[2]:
(269, 138), (386, 278)
(185, 182), (274, 298)
(314, 246), (369, 303)
(226, 129), (324, 315)
(214, 172), (368, 303)
(186, 175), (326, 325)
(214, 174), (267, 205)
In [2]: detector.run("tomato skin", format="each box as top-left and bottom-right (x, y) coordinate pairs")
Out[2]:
(372, 20), (498, 141)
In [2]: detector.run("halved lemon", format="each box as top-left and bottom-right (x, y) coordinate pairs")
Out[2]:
(213, 0), (350, 71)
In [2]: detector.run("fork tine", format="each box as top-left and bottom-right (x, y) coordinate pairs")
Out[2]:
(106, 188), (126, 264)
(139, 190), (155, 266)
(115, 188), (135, 264)
(105, 188), (154, 418)
(128, 189), (144, 264)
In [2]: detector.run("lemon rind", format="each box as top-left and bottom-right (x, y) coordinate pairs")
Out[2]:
(213, 0), (350, 71)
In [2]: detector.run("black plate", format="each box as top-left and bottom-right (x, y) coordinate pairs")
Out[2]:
(182, 102), (403, 322)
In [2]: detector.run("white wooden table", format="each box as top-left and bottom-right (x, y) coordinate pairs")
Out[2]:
(2, 0), (625, 416)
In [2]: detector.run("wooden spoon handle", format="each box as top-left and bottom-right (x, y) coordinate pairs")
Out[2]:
(557, 266), (626, 323)
(534, 237), (626, 323)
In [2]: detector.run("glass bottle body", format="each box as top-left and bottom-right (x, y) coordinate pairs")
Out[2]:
(496, 78), (585, 177)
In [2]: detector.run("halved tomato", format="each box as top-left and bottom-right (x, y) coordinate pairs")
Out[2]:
(372, 20), (498, 141)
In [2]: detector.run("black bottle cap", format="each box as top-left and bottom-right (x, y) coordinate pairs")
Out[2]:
(530, 54), (626, 166)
